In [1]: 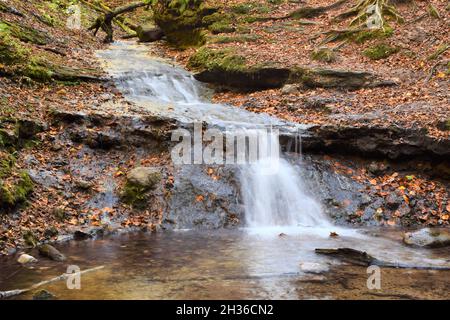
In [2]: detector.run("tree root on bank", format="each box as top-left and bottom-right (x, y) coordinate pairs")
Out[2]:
(0, 266), (105, 299)
(333, 0), (403, 27)
(315, 248), (450, 270)
(287, 0), (349, 19)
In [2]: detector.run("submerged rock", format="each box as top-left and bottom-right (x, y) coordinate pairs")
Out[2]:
(299, 262), (329, 274)
(33, 289), (55, 300)
(403, 228), (450, 248)
(38, 244), (66, 262)
(17, 253), (38, 264)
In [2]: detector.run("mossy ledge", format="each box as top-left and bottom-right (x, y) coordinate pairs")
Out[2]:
(0, 171), (34, 210)
(187, 47), (396, 90)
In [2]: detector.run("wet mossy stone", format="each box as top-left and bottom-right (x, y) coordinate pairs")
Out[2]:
(121, 167), (162, 207)
(311, 47), (336, 63)
(38, 244), (66, 261)
(33, 290), (56, 300)
(16, 118), (47, 139)
(363, 44), (399, 60)
(0, 171), (34, 210)
(23, 230), (38, 247)
(0, 20), (48, 45)
(153, 1), (218, 48)
(188, 47), (291, 89)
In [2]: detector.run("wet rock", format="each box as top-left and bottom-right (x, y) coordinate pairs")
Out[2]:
(16, 119), (47, 139)
(127, 167), (161, 189)
(403, 228), (450, 248)
(53, 207), (67, 222)
(368, 161), (389, 175)
(74, 179), (93, 191)
(17, 253), (38, 264)
(38, 244), (66, 262)
(281, 84), (299, 95)
(73, 230), (93, 241)
(136, 25), (164, 43)
(302, 96), (337, 111)
(23, 230), (38, 247)
(165, 165), (242, 229)
(33, 289), (55, 300)
(44, 227), (59, 238)
(301, 124), (450, 160)
(386, 193), (402, 210)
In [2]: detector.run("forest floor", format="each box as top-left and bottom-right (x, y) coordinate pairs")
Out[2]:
(0, 0), (449, 255)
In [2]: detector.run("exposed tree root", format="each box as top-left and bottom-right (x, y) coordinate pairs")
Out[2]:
(334, 0), (403, 28)
(287, 0), (348, 19)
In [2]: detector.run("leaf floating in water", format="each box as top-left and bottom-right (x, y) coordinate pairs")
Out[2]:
(329, 232), (339, 238)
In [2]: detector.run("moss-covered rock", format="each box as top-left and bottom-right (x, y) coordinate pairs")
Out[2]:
(311, 47), (337, 63)
(0, 171), (34, 210)
(121, 167), (161, 207)
(0, 20), (48, 45)
(363, 43), (399, 60)
(152, 0), (218, 48)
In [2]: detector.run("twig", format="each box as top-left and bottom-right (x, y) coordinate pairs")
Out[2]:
(0, 266), (105, 299)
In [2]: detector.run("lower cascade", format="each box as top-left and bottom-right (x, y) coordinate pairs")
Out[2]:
(239, 131), (329, 229)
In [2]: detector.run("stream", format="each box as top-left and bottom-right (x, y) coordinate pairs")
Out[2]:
(0, 42), (449, 300)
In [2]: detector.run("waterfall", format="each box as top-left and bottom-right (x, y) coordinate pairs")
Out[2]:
(98, 42), (329, 230)
(240, 131), (329, 229)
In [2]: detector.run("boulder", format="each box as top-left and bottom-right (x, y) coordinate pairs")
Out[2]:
(403, 228), (450, 248)
(126, 167), (161, 189)
(17, 253), (38, 264)
(136, 25), (164, 43)
(38, 244), (66, 262)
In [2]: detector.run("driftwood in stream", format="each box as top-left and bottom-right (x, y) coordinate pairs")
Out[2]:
(88, 1), (149, 43)
(0, 266), (104, 299)
(315, 248), (450, 270)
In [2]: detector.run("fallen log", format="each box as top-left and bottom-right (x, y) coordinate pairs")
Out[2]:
(315, 248), (450, 270)
(88, 1), (149, 43)
(0, 266), (105, 299)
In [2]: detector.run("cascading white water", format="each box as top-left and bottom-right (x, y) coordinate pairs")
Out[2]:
(99, 41), (328, 230)
(240, 131), (329, 229)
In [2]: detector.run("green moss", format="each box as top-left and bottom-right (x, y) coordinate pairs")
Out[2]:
(23, 230), (38, 247)
(0, 171), (33, 209)
(153, 2), (213, 48)
(0, 20), (48, 45)
(353, 27), (394, 43)
(23, 61), (54, 81)
(0, 31), (30, 65)
(311, 47), (336, 63)
(363, 43), (399, 60)
(210, 34), (259, 44)
(121, 182), (149, 208)
(208, 20), (235, 34)
(0, 153), (15, 179)
(231, 4), (253, 14)
(188, 47), (247, 73)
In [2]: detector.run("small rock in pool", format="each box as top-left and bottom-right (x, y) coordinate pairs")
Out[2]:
(38, 244), (66, 262)
(33, 289), (56, 300)
(403, 228), (450, 248)
(17, 253), (38, 264)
